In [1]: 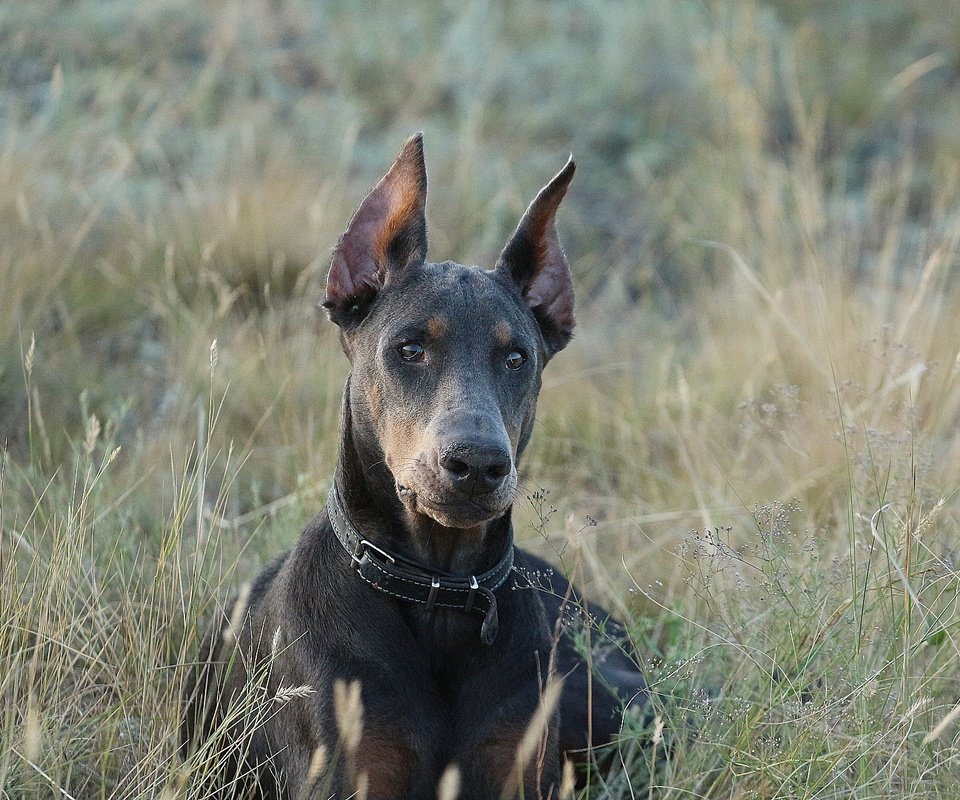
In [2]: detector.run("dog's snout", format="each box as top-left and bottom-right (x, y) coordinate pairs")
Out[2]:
(439, 443), (512, 494)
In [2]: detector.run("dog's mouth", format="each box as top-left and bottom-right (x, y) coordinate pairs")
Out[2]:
(396, 481), (510, 529)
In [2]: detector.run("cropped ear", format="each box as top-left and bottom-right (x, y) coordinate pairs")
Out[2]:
(495, 157), (576, 356)
(324, 133), (428, 327)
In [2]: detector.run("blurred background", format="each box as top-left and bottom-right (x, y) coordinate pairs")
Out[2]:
(3, 1), (960, 796)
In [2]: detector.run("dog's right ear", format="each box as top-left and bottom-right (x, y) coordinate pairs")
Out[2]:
(323, 133), (428, 328)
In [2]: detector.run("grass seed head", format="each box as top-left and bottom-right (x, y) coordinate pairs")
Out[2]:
(333, 678), (364, 754)
(436, 764), (461, 800)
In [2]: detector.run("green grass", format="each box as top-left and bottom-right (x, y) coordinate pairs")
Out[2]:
(2, 0), (960, 797)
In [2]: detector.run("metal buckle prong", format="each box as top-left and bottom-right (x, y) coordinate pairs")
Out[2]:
(464, 575), (479, 613)
(352, 538), (396, 568)
(425, 575), (441, 613)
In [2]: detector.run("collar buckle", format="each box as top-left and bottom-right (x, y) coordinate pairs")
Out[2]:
(351, 538), (396, 568)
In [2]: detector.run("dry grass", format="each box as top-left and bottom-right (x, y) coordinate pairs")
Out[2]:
(2, 0), (960, 797)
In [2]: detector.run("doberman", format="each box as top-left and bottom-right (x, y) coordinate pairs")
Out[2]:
(181, 134), (647, 799)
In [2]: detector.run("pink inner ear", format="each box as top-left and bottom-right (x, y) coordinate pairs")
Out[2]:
(494, 157), (576, 346)
(325, 134), (427, 310)
(524, 229), (575, 334)
(327, 217), (388, 301)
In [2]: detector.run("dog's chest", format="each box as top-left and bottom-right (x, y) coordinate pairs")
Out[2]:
(407, 606), (485, 663)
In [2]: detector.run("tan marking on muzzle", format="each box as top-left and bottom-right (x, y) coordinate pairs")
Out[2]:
(383, 415), (428, 476)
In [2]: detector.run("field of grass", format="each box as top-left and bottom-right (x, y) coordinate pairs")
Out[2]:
(2, 0), (960, 797)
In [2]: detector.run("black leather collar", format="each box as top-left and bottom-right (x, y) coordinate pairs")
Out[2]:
(326, 484), (514, 645)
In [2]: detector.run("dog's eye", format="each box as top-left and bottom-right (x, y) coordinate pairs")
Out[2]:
(505, 350), (527, 370)
(398, 342), (425, 362)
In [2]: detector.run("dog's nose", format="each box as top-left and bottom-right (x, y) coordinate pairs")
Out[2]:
(439, 444), (512, 494)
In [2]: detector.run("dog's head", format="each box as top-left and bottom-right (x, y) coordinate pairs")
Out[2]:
(323, 134), (575, 530)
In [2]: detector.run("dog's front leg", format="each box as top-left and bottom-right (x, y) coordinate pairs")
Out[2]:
(452, 693), (561, 800)
(476, 722), (561, 800)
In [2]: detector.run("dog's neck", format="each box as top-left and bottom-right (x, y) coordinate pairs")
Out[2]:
(332, 379), (513, 575)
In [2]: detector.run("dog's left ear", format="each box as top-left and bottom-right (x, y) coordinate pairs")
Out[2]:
(324, 133), (428, 328)
(495, 158), (576, 357)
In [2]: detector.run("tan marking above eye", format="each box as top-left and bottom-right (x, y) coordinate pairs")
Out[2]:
(426, 316), (448, 338)
(493, 321), (513, 346)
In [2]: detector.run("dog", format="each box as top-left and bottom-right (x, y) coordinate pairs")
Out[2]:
(181, 134), (647, 799)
